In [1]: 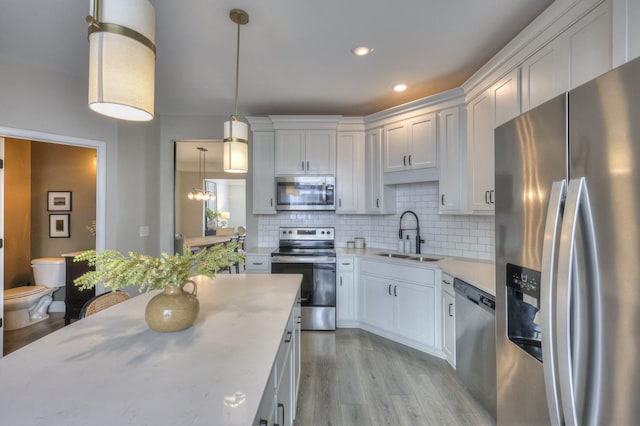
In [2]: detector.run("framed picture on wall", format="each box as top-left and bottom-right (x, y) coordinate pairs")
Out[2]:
(49, 214), (70, 238)
(48, 191), (72, 211)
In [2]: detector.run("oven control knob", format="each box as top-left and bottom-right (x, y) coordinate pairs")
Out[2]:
(326, 230), (331, 235)
(321, 231), (325, 234)
(288, 230), (293, 234)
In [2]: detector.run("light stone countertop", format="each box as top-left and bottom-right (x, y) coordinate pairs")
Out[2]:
(335, 247), (496, 296)
(244, 246), (277, 255)
(0, 274), (302, 426)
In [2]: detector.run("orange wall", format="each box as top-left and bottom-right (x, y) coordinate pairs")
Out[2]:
(4, 138), (32, 289)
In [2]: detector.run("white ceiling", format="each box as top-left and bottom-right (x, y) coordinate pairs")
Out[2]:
(0, 0), (553, 118)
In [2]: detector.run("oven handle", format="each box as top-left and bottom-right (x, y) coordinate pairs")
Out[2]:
(271, 255), (336, 264)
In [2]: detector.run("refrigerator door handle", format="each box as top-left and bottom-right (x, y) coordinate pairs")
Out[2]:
(540, 179), (567, 426)
(556, 177), (602, 426)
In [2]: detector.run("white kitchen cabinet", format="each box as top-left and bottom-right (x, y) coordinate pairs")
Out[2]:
(467, 89), (495, 212)
(493, 68), (521, 128)
(438, 107), (465, 214)
(612, 0), (640, 66)
(521, 35), (570, 112)
(383, 113), (437, 172)
(251, 131), (276, 214)
(275, 130), (336, 176)
(336, 132), (364, 213)
(441, 272), (456, 368)
(364, 127), (395, 214)
(359, 259), (439, 353)
(244, 254), (270, 274)
(336, 256), (357, 326)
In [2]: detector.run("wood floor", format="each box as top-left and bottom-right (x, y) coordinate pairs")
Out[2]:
(3, 312), (66, 356)
(295, 329), (495, 426)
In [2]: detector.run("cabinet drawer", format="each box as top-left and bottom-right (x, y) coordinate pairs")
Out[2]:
(245, 254), (270, 273)
(441, 272), (455, 297)
(360, 259), (435, 285)
(337, 257), (354, 270)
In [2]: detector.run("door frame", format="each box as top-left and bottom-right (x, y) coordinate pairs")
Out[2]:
(0, 126), (107, 357)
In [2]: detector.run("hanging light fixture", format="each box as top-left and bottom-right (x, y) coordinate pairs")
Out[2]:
(86, 0), (156, 121)
(187, 147), (216, 201)
(223, 9), (250, 173)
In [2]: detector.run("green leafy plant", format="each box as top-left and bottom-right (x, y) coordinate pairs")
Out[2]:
(205, 207), (219, 221)
(73, 244), (245, 292)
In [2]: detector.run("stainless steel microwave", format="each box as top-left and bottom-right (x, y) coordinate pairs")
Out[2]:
(275, 176), (335, 211)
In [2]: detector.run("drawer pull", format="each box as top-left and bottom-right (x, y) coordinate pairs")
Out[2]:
(284, 331), (292, 343)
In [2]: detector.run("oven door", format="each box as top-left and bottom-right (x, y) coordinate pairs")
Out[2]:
(271, 261), (336, 330)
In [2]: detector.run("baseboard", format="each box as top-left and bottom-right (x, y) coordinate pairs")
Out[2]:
(49, 301), (65, 313)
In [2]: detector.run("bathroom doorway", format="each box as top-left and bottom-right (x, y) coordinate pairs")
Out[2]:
(0, 128), (107, 357)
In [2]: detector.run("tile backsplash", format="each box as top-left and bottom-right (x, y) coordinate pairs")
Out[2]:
(258, 181), (495, 261)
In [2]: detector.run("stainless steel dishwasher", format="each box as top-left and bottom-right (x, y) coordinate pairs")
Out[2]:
(454, 278), (496, 420)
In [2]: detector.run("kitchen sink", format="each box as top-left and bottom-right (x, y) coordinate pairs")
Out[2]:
(375, 252), (440, 262)
(376, 252), (412, 259)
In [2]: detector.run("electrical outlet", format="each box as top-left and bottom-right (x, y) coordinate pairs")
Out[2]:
(139, 226), (149, 237)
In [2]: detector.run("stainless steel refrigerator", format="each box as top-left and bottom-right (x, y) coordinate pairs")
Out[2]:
(495, 56), (640, 425)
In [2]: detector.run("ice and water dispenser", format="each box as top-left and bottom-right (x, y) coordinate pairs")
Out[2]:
(506, 263), (543, 362)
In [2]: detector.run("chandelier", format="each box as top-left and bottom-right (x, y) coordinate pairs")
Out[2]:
(187, 147), (215, 201)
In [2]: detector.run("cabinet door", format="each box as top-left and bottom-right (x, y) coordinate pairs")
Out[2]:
(275, 346), (293, 426)
(336, 132), (363, 213)
(438, 107), (463, 213)
(407, 113), (437, 169)
(383, 122), (408, 172)
(337, 269), (355, 322)
(567, 1), (611, 89)
(305, 130), (336, 174)
(365, 128), (383, 212)
(360, 274), (394, 332)
(442, 291), (456, 367)
(493, 68), (521, 128)
(275, 130), (305, 175)
(468, 90), (495, 212)
(252, 132), (276, 214)
(394, 281), (436, 347)
(521, 35), (570, 112)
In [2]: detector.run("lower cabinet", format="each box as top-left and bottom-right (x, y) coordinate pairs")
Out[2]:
(359, 259), (439, 352)
(244, 254), (271, 274)
(441, 273), (456, 368)
(336, 255), (357, 326)
(254, 292), (301, 426)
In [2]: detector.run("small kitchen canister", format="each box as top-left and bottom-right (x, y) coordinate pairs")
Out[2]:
(346, 241), (355, 249)
(354, 237), (365, 249)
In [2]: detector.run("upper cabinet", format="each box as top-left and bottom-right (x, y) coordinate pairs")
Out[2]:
(252, 131), (276, 214)
(275, 130), (336, 176)
(438, 106), (465, 214)
(384, 113), (437, 172)
(336, 132), (364, 213)
(365, 127), (396, 214)
(522, 0), (611, 111)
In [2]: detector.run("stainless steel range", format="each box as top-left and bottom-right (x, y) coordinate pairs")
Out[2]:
(271, 227), (336, 330)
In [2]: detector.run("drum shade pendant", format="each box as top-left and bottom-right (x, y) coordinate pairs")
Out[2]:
(187, 147), (215, 201)
(223, 9), (249, 173)
(86, 0), (156, 121)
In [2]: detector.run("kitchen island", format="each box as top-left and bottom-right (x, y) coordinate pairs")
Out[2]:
(0, 274), (302, 426)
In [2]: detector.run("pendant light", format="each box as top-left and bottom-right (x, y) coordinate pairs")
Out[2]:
(86, 0), (156, 122)
(187, 147), (215, 201)
(223, 9), (249, 173)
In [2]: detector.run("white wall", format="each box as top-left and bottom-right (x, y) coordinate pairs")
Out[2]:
(258, 181), (495, 261)
(0, 55), (161, 257)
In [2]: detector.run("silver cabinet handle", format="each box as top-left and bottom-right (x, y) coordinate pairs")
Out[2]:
(485, 190), (490, 204)
(540, 179), (566, 426)
(490, 189), (495, 204)
(270, 198), (273, 207)
(340, 276), (343, 286)
(301, 161), (304, 171)
(441, 194), (445, 206)
(448, 303), (453, 317)
(403, 155), (407, 166)
(394, 285), (397, 297)
(341, 262), (351, 266)
(388, 284), (392, 295)
(376, 198), (380, 208)
(408, 154), (412, 166)
(339, 198), (342, 208)
(252, 262), (263, 266)
(555, 177), (601, 426)
(306, 161), (309, 171)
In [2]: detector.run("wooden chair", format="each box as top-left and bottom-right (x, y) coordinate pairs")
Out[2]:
(79, 291), (130, 319)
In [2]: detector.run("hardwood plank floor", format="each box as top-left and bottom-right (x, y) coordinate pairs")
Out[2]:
(295, 329), (495, 426)
(3, 312), (66, 356)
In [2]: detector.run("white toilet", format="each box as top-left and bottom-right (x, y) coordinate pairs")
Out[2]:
(4, 257), (66, 331)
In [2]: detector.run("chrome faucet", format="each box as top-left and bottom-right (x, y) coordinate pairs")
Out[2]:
(399, 210), (425, 254)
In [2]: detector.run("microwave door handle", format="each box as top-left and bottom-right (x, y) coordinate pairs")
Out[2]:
(540, 179), (566, 426)
(322, 182), (327, 205)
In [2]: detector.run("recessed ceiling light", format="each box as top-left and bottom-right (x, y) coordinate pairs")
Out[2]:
(351, 45), (373, 56)
(393, 84), (408, 92)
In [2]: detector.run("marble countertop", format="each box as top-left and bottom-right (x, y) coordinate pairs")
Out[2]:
(0, 274), (302, 425)
(335, 247), (496, 296)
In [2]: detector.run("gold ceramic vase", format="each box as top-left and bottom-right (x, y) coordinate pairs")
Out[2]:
(145, 280), (199, 332)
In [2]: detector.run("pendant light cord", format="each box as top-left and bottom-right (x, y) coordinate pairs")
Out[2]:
(233, 20), (241, 120)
